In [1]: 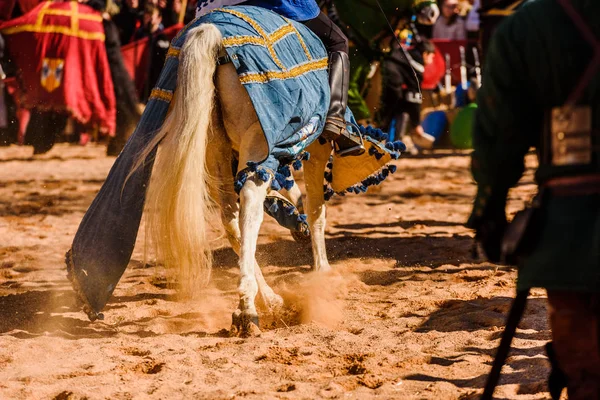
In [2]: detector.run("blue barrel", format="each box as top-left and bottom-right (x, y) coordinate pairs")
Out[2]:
(421, 111), (448, 142)
(455, 82), (470, 108)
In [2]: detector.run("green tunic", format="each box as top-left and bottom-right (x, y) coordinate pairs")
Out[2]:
(469, 0), (600, 291)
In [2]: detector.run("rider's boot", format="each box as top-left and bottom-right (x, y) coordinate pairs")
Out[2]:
(322, 51), (365, 157)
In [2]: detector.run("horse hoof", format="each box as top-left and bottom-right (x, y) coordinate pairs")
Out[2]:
(261, 293), (284, 314)
(230, 310), (261, 337)
(291, 229), (311, 244)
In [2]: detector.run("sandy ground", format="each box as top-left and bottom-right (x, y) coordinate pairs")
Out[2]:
(0, 143), (555, 400)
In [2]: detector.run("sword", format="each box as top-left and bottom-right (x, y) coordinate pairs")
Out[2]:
(444, 53), (452, 93)
(459, 45), (467, 89)
(472, 46), (482, 88)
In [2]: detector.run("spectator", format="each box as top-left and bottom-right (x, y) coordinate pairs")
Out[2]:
(432, 0), (466, 40)
(134, 3), (164, 40)
(160, 0), (182, 28)
(465, 0), (481, 39)
(184, 0), (198, 23)
(113, 0), (142, 45)
(380, 39), (437, 151)
(134, 3), (169, 102)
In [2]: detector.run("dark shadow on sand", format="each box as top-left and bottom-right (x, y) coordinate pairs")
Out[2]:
(403, 296), (551, 398)
(211, 233), (475, 270)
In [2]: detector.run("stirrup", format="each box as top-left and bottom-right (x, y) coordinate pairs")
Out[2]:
(334, 122), (365, 157)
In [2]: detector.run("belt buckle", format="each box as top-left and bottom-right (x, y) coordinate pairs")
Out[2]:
(551, 105), (592, 166)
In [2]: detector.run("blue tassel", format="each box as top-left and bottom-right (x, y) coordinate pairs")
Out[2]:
(297, 214), (307, 223)
(385, 141), (406, 152)
(256, 168), (270, 182)
(357, 125), (389, 142)
(293, 159), (303, 171)
(302, 152), (311, 161)
(277, 165), (292, 178)
(275, 172), (285, 185)
(283, 204), (295, 216)
(268, 202), (279, 214)
(246, 161), (258, 172)
(375, 152), (384, 160)
(324, 190), (334, 201)
(389, 165), (397, 174)
(324, 171), (333, 183)
(234, 172), (248, 193)
(282, 179), (294, 191)
(270, 179), (282, 191)
(326, 162), (333, 170)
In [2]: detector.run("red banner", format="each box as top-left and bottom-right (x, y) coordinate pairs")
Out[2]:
(120, 24), (183, 98)
(430, 39), (479, 86)
(0, 1), (116, 135)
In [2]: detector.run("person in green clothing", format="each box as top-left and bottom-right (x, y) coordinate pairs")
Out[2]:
(323, 0), (440, 122)
(467, 0), (600, 398)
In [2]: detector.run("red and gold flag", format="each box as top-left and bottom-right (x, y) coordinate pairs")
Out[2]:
(0, 1), (116, 135)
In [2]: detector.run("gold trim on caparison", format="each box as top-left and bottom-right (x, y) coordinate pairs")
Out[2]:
(150, 88), (174, 102)
(238, 57), (327, 84)
(216, 8), (286, 70)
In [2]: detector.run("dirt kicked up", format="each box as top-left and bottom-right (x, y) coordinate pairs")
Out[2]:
(0, 144), (552, 400)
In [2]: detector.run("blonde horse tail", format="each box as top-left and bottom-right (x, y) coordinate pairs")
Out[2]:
(142, 24), (223, 296)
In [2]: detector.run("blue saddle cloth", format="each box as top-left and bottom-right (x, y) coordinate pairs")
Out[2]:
(183, 6), (330, 171)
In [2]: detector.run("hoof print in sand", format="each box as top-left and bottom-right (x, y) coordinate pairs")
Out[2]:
(135, 359), (165, 374)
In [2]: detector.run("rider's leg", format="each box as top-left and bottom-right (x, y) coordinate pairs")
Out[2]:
(302, 12), (365, 157)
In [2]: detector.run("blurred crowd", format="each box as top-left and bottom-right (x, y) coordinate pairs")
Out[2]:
(0, 0), (484, 153)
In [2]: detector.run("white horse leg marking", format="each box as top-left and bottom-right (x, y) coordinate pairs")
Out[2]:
(207, 106), (283, 315)
(216, 61), (282, 331)
(303, 141), (333, 272)
(237, 175), (270, 330)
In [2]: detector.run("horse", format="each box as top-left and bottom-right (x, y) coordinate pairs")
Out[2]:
(137, 24), (337, 336)
(67, 6), (403, 336)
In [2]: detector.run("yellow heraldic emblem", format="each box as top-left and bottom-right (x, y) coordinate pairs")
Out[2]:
(40, 58), (65, 92)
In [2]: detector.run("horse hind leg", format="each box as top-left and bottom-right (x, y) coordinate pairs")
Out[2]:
(207, 109), (283, 316)
(216, 61), (280, 334)
(230, 171), (272, 336)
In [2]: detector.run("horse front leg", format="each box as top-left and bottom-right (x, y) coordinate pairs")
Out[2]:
(303, 141), (333, 272)
(232, 175), (271, 336)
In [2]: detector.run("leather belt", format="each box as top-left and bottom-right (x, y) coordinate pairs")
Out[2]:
(544, 174), (600, 196)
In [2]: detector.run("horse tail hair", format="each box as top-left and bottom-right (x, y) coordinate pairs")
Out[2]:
(142, 24), (223, 296)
